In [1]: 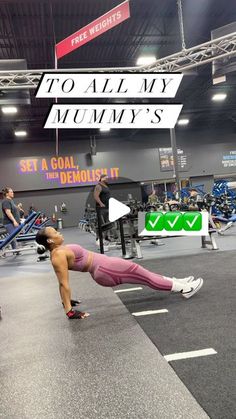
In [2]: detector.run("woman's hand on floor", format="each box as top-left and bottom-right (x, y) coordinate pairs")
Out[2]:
(66, 309), (90, 319)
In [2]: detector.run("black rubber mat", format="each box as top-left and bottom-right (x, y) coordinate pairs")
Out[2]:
(117, 250), (236, 419)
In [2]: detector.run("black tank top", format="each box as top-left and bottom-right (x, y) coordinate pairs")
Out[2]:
(96, 183), (110, 208)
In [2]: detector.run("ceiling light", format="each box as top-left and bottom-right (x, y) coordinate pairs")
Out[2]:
(213, 76), (226, 85)
(2, 106), (18, 114)
(136, 55), (156, 66)
(14, 130), (27, 137)
(100, 128), (110, 132)
(212, 93), (227, 101)
(177, 119), (189, 126)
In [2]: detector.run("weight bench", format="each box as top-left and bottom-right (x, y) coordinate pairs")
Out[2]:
(129, 231), (219, 258)
(32, 217), (51, 231)
(16, 215), (51, 243)
(23, 212), (41, 234)
(0, 212), (38, 257)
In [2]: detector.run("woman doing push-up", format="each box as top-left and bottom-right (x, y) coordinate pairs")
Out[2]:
(36, 227), (203, 319)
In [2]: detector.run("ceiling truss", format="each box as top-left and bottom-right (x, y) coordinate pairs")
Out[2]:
(0, 32), (235, 89)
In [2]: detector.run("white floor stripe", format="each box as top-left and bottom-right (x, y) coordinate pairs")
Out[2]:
(164, 348), (217, 362)
(132, 309), (168, 317)
(114, 287), (143, 293)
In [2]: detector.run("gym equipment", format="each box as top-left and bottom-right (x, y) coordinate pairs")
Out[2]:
(96, 207), (116, 254)
(23, 212), (41, 234)
(79, 205), (121, 254)
(36, 244), (50, 262)
(204, 189), (236, 236)
(32, 217), (51, 231)
(82, 193), (220, 258)
(78, 207), (97, 235)
(212, 179), (236, 198)
(37, 254), (50, 262)
(0, 225), (8, 241)
(0, 212), (38, 257)
(120, 205), (219, 258)
(16, 216), (53, 243)
(201, 228), (219, 250)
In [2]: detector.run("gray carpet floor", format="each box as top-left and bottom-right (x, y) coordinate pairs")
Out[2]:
(0, 230), (210, 419)
(117, 251), (236, 419)
(1, 227), (235, 418)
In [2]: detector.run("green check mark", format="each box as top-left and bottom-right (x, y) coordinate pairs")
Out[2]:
(145, 211), (203, 232)
(145, 212), (164, 231)
(183, 212), (202, 231)
(164, 212), (183, 231)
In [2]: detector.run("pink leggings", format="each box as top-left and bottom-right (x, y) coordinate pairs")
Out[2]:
(90, 255), (172, 291)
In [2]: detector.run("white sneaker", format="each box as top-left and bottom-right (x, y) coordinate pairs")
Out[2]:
(218, 221), (233, 234)
(182, 277), (203, 299)
(173, 276), (194, 283)
(220, 221), (233, 233)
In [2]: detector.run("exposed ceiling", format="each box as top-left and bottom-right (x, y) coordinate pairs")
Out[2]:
(0, 0), (236, 144)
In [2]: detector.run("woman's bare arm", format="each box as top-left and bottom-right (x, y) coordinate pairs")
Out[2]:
(52, 251), (72, 313)
(51, 250), (89, 319)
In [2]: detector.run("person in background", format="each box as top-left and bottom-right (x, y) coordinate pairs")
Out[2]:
(35, 213), (47, 225)
(1, 187), (21, 252)
(148, 190), (159, 206)
(41, 213), (47, 223)
(29, 204), (36, 215)
(93, 174), (111, 249)
(188, 188), (203, 211)
(35, 215), (41, 226)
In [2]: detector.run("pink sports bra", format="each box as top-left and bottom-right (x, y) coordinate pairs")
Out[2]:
(66, 244), (92, 272)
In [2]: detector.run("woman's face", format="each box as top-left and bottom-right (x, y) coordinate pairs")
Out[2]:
(45, 227), (64, 246)
(6, 188), (14, 199)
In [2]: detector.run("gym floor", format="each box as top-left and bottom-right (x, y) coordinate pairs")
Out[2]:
(0, 227), (235, 419)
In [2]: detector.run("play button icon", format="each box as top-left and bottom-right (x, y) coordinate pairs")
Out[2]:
(108, 198), (130, 222)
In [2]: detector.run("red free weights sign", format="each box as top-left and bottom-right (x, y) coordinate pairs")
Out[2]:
(55, 1), (130, 60)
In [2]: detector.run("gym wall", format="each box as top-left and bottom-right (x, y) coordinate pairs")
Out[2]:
(1, 127), (236, 227)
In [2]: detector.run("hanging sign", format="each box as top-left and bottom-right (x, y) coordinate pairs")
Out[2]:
(55, 1), (130, 59)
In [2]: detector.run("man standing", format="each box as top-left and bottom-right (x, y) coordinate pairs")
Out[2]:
(93, 174), (111, 250)
(94, 174), (110, 212)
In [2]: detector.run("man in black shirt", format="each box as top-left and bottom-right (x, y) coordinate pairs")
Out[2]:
(94, 174), (110, 210)
(93, 174), (111, 247)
